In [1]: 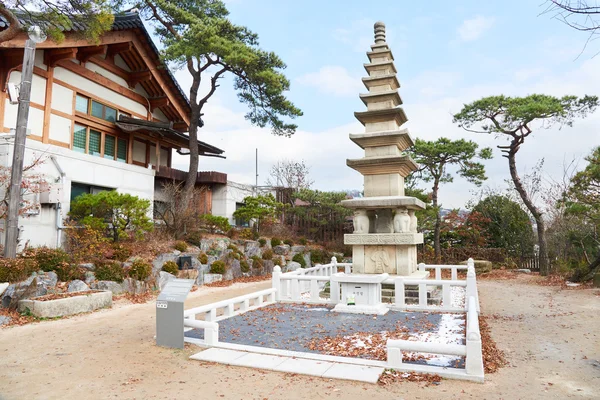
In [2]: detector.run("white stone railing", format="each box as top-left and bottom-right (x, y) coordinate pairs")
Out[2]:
(418, 262), (469, 280)
(386, 294), (484, 382)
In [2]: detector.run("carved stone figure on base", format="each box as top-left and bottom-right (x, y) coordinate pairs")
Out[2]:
(353, 209), (369, 234)
(393, 209), (410, 233)
(408, 209), (417, 232)
(370, 245), (390, 273)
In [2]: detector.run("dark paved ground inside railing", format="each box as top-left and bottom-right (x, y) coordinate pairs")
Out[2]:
(185, 303), (464, 366)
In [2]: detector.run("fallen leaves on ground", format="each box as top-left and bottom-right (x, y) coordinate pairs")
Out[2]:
(122, 291), (156, 304)
(206, 275), (271, 287)
(477, 270), (520, 280)
(31, 291), (102, 302)
(479, 315), (508, 374)
(0, 308), (36, 327)
(378, 369), (442, 386)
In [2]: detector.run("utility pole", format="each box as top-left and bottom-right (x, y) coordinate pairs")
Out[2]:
(255, 148), (258, 197)
(4, 29), (45, 258)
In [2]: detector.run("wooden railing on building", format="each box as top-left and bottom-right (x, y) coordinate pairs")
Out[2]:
(155, 166), (227, 185)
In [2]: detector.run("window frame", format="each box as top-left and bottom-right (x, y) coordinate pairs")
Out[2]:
(71, 123), (128, 161)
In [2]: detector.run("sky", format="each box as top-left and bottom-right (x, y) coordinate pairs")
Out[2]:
(168, 0), (600, 209)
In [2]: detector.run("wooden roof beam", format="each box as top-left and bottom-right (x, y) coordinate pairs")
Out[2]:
(148, 96), (169, 112)
(76, 45), (107, 63)
(106, 42), (133, 62)
(0, 49), (25, 90)
(172, 121), (189, 132)
(127, 70), (152, 89)
(44, 48), (78, 68)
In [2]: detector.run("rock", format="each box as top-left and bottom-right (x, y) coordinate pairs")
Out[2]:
(121, 278), (146, 294)
(68, 280), (90, 292)
(158, 271), (176, 290)
(291, 245), (305, 254)
(0, 315), (10, 326)
(202, 273), (222, 284)
(96, 280), (124, 295)
(273, 245), (290, 255)
(1, 277), (47, 309)
(284, 261), (301, 273)
(0, 282), (9, 297)
(152, 253), (178, 275)
(262, 260), (275, 275)
(79, 263), (95, 271)
(593, 272), (600, 288)
(460, 259), (493, 274)
(224, 259), (242, 281)
(303, 253), (312, 269)
(173, 250), (181, 256)
(244, 241), (262, 258)
(84, 271), (96, 284)
(38, 271), (58, 288)
(516, 269), (532, 274)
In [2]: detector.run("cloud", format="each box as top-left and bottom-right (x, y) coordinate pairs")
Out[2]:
(296, 66), (362, 97)
(457, 16), (495, 41)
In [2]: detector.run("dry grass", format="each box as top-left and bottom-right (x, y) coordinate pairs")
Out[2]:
(205, 275), (271, 288)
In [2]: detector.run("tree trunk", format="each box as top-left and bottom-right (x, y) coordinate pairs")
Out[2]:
(182, 91), (201, 209)
(432, 181), (441, 263)
(582, 251), (600, 282)
(507, 148), (550, 275)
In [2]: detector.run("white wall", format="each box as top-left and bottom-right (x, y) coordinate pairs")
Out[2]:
(211, 181), (255, 225)
(0, 139), (156, 249)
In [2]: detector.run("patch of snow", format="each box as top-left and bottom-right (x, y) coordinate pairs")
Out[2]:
(450, 286), (466, 309)
(407, 313), (466, 367)
(299, 291), (329, 302)
(565, 281), (580, 287)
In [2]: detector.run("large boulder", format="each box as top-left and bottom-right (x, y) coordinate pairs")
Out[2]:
(202, 273), (222, 285)
(38, 271), (58, 288)
(273, 245), (290, 256)
(291, 245), (306, 254)
(158, 271), (176, 290)
(262, 260), (275, 275)
(459, 259), (493, 274)
(224, 259), (242, 281)
(67, 280), (90, 292)
(79, 263), (95, 271)
(0, 315), (10, 326)
(121, 278), (147, 294)
(152, 253), (178, 275)
(284, 261), (302, 273)
(84, 271), (96, 285)
(96, 280), (124, 295)
(303, 253), (312, 269)
(2, 276), (47, 308)
(244, 241), (262, 258)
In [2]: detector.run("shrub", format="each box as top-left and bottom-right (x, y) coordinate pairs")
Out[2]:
(128, 259), (152, 281)
(240, 260), (250, 273)
(111, 243), (132, 262)
(54, 262), (82, 282)
(227, 244), (238, 252)
(262, 249), (273, 260)
(258, 238), (267, 247)
(69, 191), (153, 242)
(292, 253), (307, 268)
(63, 221), (110, 263)
(250, 256), (263, 269)
(198, 253), (208, 264)
(283, 239), (294, 246)
(227, 228), (239, 239)
(210, 260), (226, 275)
(199, 214), (231, 233)
(298, 237), (308, 246)
(271, 237), (281, 247)
(95, 260), (125, 283)
(162, 260), (179, 275)
(273, 256), (283, 267)
(174, 241), (188, 252)
(185, 231), (203, 247)
(239, 228), (255, 240)
(33, 247), (71, 272)
(310, 248), (330, 265)
(0, 257), (37, 283)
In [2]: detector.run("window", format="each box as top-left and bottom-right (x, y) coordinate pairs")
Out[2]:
(117, 138), (127, 162)
(88, 99), (117, 123)
(235, 202), (249, 227)
(73, 124), (86, 153)
(70, 182), (112, 202)
(75, 95), (89, 113)
(89, 129), (101, 156)
(104, 135), (116, 159)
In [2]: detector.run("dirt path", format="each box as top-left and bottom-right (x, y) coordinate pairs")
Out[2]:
(1, 276), (599, 400)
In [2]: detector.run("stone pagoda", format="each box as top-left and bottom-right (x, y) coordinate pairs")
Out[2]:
(342, 21), (426, 278)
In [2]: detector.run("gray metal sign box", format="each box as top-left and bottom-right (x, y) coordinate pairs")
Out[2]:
(156, 278), (195, 349)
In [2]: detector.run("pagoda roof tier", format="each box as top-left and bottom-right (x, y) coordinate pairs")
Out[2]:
(346, 155), (418, 177)
(341, 195), (427, 210)
(364, 60), (397, 75)
(349, 129), (414, 151)
(370, 42), (389, 51)
(359, 89), (402, 107)
(367, 48), (394, 62)
(354, 107), (408, 127)
(362, 74), (400, 91)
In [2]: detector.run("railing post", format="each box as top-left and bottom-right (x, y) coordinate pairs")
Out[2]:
(330, 279), (340, 304)
(205, 324), (219, 345)
(272, 266), (281, 301)
(310, 279), (319, 302)
(225, 303), (234, 317)
(418, 263), (426, 273)
(451, 267), (457, 281)
(331, 256), (337, 275)
(241, 299), (249, 312)
(256, 293), (264, 307)
(205, 309), (216, 322)
(466, 267), (478, 312)
(435, 266), (441, 280)
(442, 283), (451, 309)
(419, 283), (427, 307)
(394, 278), (405, 310)
(466, 296), (484, 378)
(387, 346), (403, 368)
(291, 278), (300, 301)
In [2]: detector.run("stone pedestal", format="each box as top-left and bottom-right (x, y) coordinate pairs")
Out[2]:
(342, 22), (424, 277)
(331, 273), (389, 315)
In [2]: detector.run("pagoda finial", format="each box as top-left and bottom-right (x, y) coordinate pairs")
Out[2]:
(374, 21), (386, 44)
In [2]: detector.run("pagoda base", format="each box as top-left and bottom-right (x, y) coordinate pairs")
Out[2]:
(350, 243), (420, 276)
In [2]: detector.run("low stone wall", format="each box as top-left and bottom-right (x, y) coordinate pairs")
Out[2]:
(18, 291), (112, 318)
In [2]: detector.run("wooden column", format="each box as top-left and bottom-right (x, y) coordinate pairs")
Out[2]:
(0, 89), (5, 131)
(155, 139), (160, 172)
(41, 66), (54, 143)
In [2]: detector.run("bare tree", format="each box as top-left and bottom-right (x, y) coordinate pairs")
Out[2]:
(266, 159), (313, 193)
(154, 181), (208, 238)
(543, 1), (600, 56)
